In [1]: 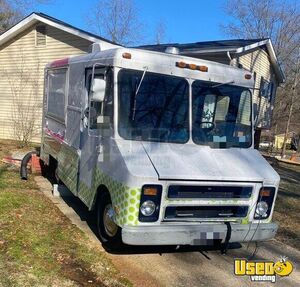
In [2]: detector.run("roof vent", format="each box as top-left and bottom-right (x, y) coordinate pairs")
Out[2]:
(165, 46), (179, 54)
(36, 25), (46, 46)
(89, 43), (101, 53)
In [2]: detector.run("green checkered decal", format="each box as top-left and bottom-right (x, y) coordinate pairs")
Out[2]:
(78, 168), (141, 226)
(57, 145), (79, 194)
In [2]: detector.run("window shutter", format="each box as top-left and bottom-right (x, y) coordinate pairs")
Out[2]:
(36, 26), (46, 46)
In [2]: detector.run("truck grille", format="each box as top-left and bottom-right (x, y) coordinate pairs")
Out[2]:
(168, 185), (252, 199)
(165, 206), (248, 220)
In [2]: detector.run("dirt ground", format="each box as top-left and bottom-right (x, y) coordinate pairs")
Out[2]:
(267, 157), (300, 249)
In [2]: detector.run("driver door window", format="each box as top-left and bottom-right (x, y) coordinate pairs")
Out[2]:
(85, 68), (113, 129)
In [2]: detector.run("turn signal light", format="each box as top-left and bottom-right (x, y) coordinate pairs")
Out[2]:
(245, 74), (252, 80)
(122, 52), (132, 59)
(260, 189), (271, 197)
(143, 187), (158, 196)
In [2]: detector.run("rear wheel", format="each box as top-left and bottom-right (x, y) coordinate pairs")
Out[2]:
(97, 192), (123, 251)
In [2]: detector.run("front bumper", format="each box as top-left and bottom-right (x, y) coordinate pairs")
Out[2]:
(122, 222), (278, 246)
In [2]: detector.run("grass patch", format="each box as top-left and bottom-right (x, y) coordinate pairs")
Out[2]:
(0, 140), (131, 287)
(271, 160), (300, 249)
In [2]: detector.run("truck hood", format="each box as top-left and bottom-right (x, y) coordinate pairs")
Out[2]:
(141, 142), (280, 184)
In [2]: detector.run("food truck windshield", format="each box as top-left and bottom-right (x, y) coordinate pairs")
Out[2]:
(118, 69), (252, 148)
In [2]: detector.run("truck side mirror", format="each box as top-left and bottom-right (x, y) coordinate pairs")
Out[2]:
(91, 78), (106, 102)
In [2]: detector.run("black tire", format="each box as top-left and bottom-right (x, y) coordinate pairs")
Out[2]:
(96, 192), (123, 251)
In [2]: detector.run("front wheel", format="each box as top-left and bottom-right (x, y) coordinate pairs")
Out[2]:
(96, 192), (123, 251)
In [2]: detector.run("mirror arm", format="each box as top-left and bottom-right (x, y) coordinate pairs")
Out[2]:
(88, 64), (98, 131)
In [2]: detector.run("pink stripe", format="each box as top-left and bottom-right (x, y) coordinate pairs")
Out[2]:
(50, 58), (69, 68)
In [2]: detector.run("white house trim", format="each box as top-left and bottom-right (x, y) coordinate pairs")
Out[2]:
(183, 40), (284, 83)
(0, 13), (120, 51)
(235, 39), (284, 83)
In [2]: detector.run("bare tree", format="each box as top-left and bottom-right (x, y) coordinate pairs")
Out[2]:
(221, 0), (300, 156)
(154, 20), (167, 44)
(86, 0), (143, 45)
(2, 55), (42, 146)
(0, 0), (52, 34)
(0, 0), (21, 33)
(222, 0), (300, 68)
(281, 48), (300, 156)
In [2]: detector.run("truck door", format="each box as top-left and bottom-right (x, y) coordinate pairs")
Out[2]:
(78, 66), (113, 205)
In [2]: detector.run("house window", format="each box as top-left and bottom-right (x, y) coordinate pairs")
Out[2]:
(268, 82), (274, 102)
(36, 25), (46, 46)
(259, 77), (269, 98)
(259, 76), (274, 102)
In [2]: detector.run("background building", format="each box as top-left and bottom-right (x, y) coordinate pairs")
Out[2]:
(0, 12), (117, 142)
(0, 13), (284, 146)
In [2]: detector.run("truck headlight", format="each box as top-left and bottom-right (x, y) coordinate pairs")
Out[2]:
(139, 185), (162, 222)
(255, 201), (268, 217)
(140, 200), (156, 216)
(254, 187), (276, 219)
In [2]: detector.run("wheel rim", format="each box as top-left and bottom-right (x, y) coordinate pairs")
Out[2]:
(103, 204), (118, 237)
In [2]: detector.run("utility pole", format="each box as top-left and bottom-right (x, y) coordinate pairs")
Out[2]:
(281, 48), (300, 158)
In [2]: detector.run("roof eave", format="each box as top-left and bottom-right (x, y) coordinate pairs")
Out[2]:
(265, 39), (286, 84)
(181, 47), (238, 54)
(0, 12), (119, 50)
(236, 39), (285, 84)
(0, 13), (37, 47)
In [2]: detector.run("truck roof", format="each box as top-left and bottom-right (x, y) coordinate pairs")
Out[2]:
(47, 46), (254, 89)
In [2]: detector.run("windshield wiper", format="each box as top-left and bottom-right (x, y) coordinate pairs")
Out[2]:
(132, 66), (148, 120)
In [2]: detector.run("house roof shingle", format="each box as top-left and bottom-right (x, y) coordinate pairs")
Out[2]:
(137, 39), (267, 53)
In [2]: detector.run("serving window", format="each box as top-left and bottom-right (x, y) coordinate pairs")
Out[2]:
(47, 68), (68, 122)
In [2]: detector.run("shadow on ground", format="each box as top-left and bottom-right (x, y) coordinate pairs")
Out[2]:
(50, 179), (243, 257)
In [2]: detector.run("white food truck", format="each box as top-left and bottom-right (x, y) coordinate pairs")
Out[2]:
(40, 43), (279, 250)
